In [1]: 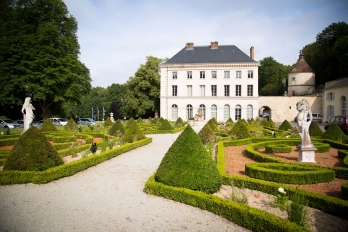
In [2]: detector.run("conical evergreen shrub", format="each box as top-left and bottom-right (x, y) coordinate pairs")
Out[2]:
(40, 118), (58, 132)
(208, 119), (218, 132)
(155, 125), (222, 193)
(198, 123), (216, 144)
(321, 123), (347, 143)
(124, 120), (146, 143)
(104, 117), (113, 127)
(212, 117), (218, 125)
(309, 121), (323, 136)
(175, 117), (184, 128)
(108, 119), (125, 136)
(137, 117), (143, 124)
(126, 117), (135, 128)
(159, 117), (164, 123)
(229, 119), (252, 139)
(4, 127), (63, 171)
(64, 118), (77, 131)
(226, 118), (233, 125)
(158, 119), (173, 130)
(279, 120), (293, 131)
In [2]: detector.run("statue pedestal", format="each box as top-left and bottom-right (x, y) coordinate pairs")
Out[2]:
(298, 146), (316, 163)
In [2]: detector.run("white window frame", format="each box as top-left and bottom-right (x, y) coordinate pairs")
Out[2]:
(247, 85), (253, 96)
(171, 104), (178, 120)
(236, 85), (241, 96)
(200, 85), (205, 96)
(211, 104), (217, 119)
(224, 104), (230, 121)
(187, 104), (193, 120)
(172, 85), (177, 96)
(341, 96), (347, 115)
(187, 71), (192, 79)
(211, 85), (217, 96)
(187, 85), (192, 96)
(235, 105), (241, 120)
(247, 104), (253, 120)
(236, 71), (241, 79)
(248, 70), (253, 78)
(172, 72), (177, 79)
(211, 71), (217, 78)
(224, 71), (230, 79)
(200, 71), (205, 79)
(200, 104), (206, 120)
(224, 85), (230, 96)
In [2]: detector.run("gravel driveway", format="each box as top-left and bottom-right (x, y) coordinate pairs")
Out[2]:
(0, 125), (249, 232)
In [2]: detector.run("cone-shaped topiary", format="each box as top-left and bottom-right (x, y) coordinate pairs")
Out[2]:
(211, 117), (218, 125)
(104, 117), (113, 127)
(4, 127), (63, 171)
(229, 119), (252, 139)
(226, 118), (233, 125)
(155, 125), (222, 193)
(159, 117), (164, 123)
(198, 123), (216, 144)
(124, 120), (146, 143)
(175, 117), (184, 128)
(108, 119), (125, 136)
(151, 117), (159, 125)
(40, 118), (58, 132)
(278, 120), (293, 131)
(137, 117), (143, 124)
(126, 117), (135, 128)
(158, 119), (173, 130)
(65, 118), (77, 131)
(309, 121), (323, 136)
(321, 123), (347, 143)
(207, 119), (219, 132)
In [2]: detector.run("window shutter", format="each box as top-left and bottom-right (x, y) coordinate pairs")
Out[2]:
(332, 92), (335, 100)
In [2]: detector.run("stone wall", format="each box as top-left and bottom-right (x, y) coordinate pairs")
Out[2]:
(258, 96), (322, 123)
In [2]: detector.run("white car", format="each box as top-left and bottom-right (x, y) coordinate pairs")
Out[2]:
(0, 118), (22, 129)
(50, 118), (68, 126)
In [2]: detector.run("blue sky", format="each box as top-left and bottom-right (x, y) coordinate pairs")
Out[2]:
(63, 0), (348, 88)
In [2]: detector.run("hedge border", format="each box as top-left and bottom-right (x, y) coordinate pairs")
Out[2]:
(342, 182), (348, 200)
(0, 138), (152, 185)
(265, 145), (292, 153)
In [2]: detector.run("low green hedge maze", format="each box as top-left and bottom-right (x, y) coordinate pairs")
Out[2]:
(265, 144), (292, 153)
(245, 163), (335, 184)
(342, 182), (348, 200)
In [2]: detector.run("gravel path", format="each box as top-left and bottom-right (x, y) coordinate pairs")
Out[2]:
(0, 125), (249, 232)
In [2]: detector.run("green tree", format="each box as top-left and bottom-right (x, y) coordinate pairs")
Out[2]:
(0, 0), (91, 119)
(258, 57), (292, 96)
(124, 56), (162, 118)
(302, 22), (348, 85)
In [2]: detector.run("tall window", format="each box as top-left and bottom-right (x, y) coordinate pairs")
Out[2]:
(200, 104), (206, 120)
(247, 85), (253, 96)
(200, 85), (205, 96)
(187, 85), (192, 96)
(187, 71), (192, 79)
(236, 71), (241, 78)
(327, 92), (335, 101)
(211, 104), (217, 119)
(172, 85), (177, 96)
(327, 105), (334, 119)
(236, 85), (241, 96)
(224, 71), (230, 78)
(247, 104), (253, 120)
(172, 72), (177, 79)
(200, 71), (205, 79)
(341, 96), (347, 115)
(224, 104), (230, 121)
(248, 70), (253, 78)
(224, 85), (230, 96)
(211, 71), (217, 78)
(171, 104), (178, 120)
(235, 105), (241, 120)
(211, 85), (217, 96)
(186, 104), (193, 120)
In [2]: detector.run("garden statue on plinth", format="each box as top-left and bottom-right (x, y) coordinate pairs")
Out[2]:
(110, 112), (114, 122)
(194, 108), (203, 121)
(21, 97), (35, 134)
(296, 99), (316, 162)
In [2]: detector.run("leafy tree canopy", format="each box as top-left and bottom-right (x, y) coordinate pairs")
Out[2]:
(302, 22), (348, 85)
(0, 0), (92, 119)
(124, 56), (162, 118)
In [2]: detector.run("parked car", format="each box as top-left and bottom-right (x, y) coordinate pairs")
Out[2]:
(50, 118), (68, 126)
(32, 120), (45, 127)
(15, 119), (24, 128)
(0, 118), (22, 129)
(324, 115), (348, 134)
(294, 113), (322, 123)
(77, 118), (97, 125)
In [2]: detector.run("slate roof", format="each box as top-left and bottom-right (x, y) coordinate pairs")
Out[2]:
(324, 78), (348, 90)
(163, 45), (256, 64)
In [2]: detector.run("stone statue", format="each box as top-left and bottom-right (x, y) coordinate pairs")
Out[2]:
(21, 97), (35, 134)
(110, 112), (114, 122)
(296, 99), (316, 162)
(194, 108), (203, 121)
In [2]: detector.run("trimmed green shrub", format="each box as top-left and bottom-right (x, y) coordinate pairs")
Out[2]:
(265, 145), (292, 153)
(229, 120), (252, 139)
(198, 123), (216, 145)
(3, 127), (63, 171)
(64, 118), (78, 131)
(151, 118), (159, 125)
(211, 117), (218, 125)
(207, 119), (219, 132)
(124, 120), (146, 143)
(226, 117), (233, 125)
(108, 120), (125, 136)
(321, 123), (347, 143)
(159, 117), (164, 123)
(309, 121), (323, 136)
(137, 117), (143, 124)
(342, 182), (348, 200)
(175, 117), (184, 128)
(278, 120), (293, 131)
(104, 117), (113, 127)
(158, 119), (173, 130)
(155, 125), (222, 194)
(126, 117), (135, 128)
(40, 119), (58, 132)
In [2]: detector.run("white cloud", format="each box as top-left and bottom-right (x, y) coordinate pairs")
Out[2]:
(63, 0), (348, 87)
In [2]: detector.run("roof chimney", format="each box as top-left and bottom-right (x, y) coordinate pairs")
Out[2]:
(186, 42), (194, 50)
(210, 41), (218, 49)
(250, 46), (254, 60)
